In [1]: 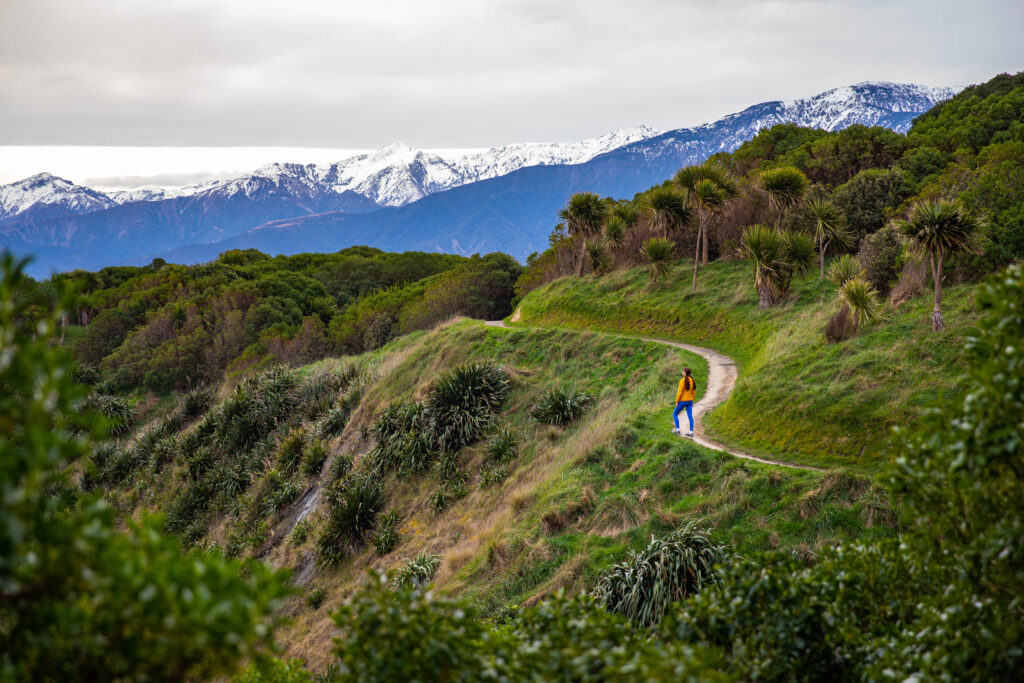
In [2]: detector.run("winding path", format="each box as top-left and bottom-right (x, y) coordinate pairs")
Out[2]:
(485, 320), (820, 471)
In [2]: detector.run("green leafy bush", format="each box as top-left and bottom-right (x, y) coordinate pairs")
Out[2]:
(373, 509), (402, 555)
(0, 254), (289, 681)
(424, 362), (510, 453)
(306, 586), (327, 609)
(316, 477), (385, 567)
(393, 552), (441, 589)
(484, 424), (519, 463)
(181, 386), (213, 420)
(531, 387), (592, 426)
(80, 392), (136, 436)
(301, 439), (328, 477)
(593, 523), (727, 628)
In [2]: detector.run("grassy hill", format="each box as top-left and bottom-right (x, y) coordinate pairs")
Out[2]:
(94, 317), (894, 667)
(514, 259), (978, 471)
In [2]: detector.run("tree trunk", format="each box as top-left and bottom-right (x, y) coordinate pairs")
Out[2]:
(931, 252), (944, 332)
(819, 238), (826, 280)
(701, 214), (709, 266)
(691, 223), (702, 293)
(575, 239), (586, 277)
(757, 285), (774, 309)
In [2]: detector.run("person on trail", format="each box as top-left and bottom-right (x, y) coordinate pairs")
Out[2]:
(672, 367), (696, 438)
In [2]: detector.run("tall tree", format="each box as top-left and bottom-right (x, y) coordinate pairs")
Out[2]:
(644, 187), (693, 240)
(674, 163), (739, 273)
(758, 166), (809, 229)
(558, 192), (609, 277)
(807, 198), (849, 280)
(895, 200), (986, 331)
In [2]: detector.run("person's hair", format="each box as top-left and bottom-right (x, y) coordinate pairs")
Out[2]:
(682, 367), (692, 391)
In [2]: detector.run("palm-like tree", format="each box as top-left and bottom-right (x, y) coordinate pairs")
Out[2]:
(740, 224), (815, 307)
(559, 192), (609, 277)
(807, 198), (849, 280)
(827, 254), (862, 289)
(612, 201), (641, 231)
(641, 237), (675, 283)
(604, 215), (627, 251)
(674, 163), (739, 273)
(644, 187), (692, 239)
(895, 200), (986, 331)
(759, 166), (809, 229)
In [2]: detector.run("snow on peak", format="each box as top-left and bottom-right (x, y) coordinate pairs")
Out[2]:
(0, 172), (115, 222)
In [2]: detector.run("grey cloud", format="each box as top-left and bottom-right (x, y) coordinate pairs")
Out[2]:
(0, 0), (1021, 147)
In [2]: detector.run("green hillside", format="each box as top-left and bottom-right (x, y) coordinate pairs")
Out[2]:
(6, 71), (1023, 681)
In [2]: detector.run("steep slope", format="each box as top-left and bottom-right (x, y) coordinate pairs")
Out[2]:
(99, 319), (893, 668)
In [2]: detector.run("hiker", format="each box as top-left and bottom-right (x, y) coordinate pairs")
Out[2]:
(672, 367), (696, 438)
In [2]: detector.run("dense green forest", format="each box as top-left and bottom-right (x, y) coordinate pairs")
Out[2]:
(3, 71), (1023, 681)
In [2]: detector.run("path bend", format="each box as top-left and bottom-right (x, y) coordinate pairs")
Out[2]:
(484, 320), (820, 472)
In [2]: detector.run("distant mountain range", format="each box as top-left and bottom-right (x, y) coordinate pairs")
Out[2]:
(1, 82), (959, 276)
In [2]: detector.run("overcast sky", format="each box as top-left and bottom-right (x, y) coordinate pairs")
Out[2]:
(0, 0), (1021, 186)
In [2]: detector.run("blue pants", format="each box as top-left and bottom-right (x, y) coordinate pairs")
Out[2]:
(674, 401), (694, 431)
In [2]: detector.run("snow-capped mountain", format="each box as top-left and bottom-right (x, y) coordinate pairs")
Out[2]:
(2, 80), (959, 275)
(614, 81), (961, 164)
(0, 172), (116, 223)
(99, 128), (662, 210)
(452, 125), (661, 183)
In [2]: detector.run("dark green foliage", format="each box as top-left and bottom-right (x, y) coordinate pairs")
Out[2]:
(834, 168), (914, 244)
(80, 392), (136, 437)
(328, 454), (353, 482)
(373, 509), (401, 555)
(0, 254), (289, 681)
(857, 223), (903, 294)
(424, 362), (510, 453)
(531, 387), (592, 425)
(301, 439), (328, 477)
(257, 468), (301, 517)
(164, 477), (215, 536)
(181, 386), (213, 420)
(330, 573), (719, 681)
(480, 462), (510, 487)
(393, 552), (440, 589)
(909, 71), (1024, 153)
(594, 523), (726, 628)
(289, 519), (311, 546)
(276, 429), (307, 475)
(429, 488), (448, 513)
(318, 405), (351, 438)
(317, 477), (385, 566)
(305, 586), (327, 609)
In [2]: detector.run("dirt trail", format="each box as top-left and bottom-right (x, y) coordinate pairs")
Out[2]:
(485, 319), (820, 471)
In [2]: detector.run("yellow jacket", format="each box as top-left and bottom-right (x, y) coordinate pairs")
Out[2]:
(676, 376), (696, 403)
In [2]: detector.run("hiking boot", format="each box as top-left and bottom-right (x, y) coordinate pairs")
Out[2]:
(684, 431), (694, 439)
(671, 428), (680, 435)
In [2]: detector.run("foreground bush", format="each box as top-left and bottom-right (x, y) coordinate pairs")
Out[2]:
(593, 523), (726, 628)
(0, 255), (289, 681)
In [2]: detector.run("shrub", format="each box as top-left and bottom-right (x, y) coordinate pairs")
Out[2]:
(316, 477), (385, 566)
(306, 586), (327, 609)
(424, 362), (510, 453)
(373, 509), (402, 555)
(837, 276), (883, 331)
(290, 519), (311, 546)
(257, 468), (300, 517)
(826, 253), (862, 288)
(393, 552), (441, 589)
(531, 387), (592, 426)
(318, 406), (350, 438)
(593, 523), (726, 628)
(484, 424), (519, 463)
(328, 454), (353, 482)
(429, 488), (448, 513)
(181, 386), (213, 420)
(81, 393), (136, 437)
(824, 305), (857, 343)
(481, 463), (510, 487)
(301, 440), (329, 478)
(857, 223), (903, 294)
(276, 430), (307, 475)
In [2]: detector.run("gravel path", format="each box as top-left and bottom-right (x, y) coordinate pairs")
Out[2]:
(485, 319), (821, 471)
